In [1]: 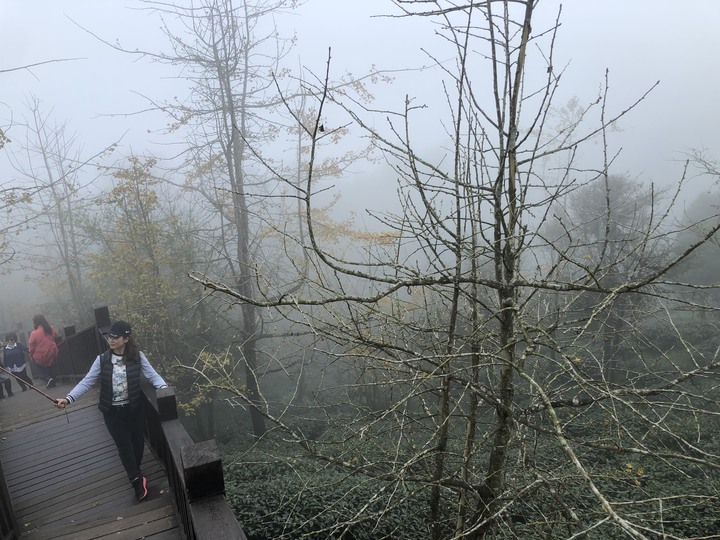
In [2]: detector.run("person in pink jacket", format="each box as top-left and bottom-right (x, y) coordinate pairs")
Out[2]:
(28, 314), (59, 389)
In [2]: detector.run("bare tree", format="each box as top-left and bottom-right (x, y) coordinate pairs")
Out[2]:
(182, 1), (720, 538)
(4, 97), (111, 325)
(97, 0), (310, 437)
(544, 174), (674, 382)
(102, 0), (386, 439)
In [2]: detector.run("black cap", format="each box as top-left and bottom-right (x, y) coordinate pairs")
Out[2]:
(108, 320), (132, 338)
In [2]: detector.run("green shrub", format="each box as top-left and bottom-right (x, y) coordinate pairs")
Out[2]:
(225, 458), (430, 539)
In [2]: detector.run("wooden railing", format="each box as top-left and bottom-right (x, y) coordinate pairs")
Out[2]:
(0, 456), (17, 540)
(143, 383), (247, 539)
(55, 323), (105, 382)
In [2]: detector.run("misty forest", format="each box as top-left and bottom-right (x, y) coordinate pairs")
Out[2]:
(3, 1), (720, 539)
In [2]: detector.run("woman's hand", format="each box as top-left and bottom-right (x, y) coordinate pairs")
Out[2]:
(55, 398), (69, 409)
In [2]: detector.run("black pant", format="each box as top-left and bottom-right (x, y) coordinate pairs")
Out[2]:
(103, 404), (146, 481)
(35, 363), (56, 382)
(11, 368), (33, 391)
(0, 379), (10, 397)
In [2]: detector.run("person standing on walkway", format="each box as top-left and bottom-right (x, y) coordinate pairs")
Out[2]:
(54, 320), (168, 502)
(3, 332), (33, 393)
(28, 314), (59, 389)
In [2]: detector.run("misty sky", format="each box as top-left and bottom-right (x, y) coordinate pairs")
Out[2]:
(2, 1), (720, 217)
(1, 0), (719, 328)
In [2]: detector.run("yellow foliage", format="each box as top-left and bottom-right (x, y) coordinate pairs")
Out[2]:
(622, 463), (646, 488)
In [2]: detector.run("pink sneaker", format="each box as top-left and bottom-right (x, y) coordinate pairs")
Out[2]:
(132, 476), (148, 501)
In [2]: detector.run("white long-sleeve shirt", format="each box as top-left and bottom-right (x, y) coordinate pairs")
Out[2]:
(65, 351), (167, 404)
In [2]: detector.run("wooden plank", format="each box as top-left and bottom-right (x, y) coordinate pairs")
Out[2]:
(0, 382), (182, 539)
(27, 494), (178, 540)
(25, 463), (170, 529)
(0, 383), (96, 433)
(143, 528), (186, 540)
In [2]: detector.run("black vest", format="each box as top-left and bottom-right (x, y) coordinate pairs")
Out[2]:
(98, 350), (143, 414)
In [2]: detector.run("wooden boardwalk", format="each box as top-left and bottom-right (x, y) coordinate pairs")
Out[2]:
(0, 381), (182, 539)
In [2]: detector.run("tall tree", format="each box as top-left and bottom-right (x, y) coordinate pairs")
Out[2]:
(107, 0), (308, 437)
(4, 98), (107, 325)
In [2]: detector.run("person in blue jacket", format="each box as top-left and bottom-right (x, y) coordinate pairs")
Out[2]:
(2, 332), (34, 397)
(55, 320), (168, 502)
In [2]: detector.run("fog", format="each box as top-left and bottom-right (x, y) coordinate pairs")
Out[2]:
(3, 0), (719, 327)
(4, 1), (719, 175)
(2, 0), (719, 325)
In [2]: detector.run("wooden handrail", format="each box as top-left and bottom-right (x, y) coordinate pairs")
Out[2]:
(142, 383), (247, 540)
(0, 456), (18, 540)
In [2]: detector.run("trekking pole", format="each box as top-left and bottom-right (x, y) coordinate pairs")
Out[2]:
(0, 365), (69, 423)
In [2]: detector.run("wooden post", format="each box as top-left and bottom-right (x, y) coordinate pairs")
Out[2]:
(181, 440), (225, 501)
(156, 387), (179, 421)
(92, 303), (110, 332)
